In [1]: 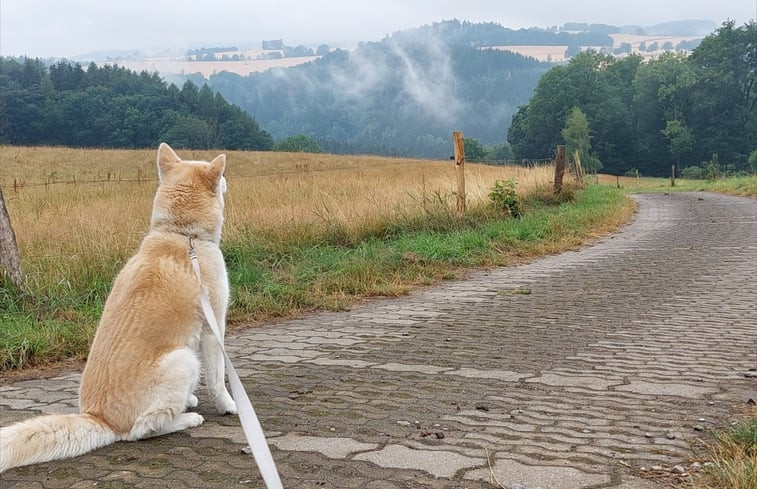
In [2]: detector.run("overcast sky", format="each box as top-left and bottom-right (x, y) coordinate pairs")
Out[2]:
(1, 0), (754, 58)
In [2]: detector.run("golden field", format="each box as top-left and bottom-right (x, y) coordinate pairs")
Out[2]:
(0, 146), (555, 290)
(112, 55), (322, 77)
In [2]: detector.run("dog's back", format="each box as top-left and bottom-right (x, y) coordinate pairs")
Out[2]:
(79, 232), (203, 435)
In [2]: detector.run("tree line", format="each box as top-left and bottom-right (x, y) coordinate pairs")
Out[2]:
(508, 20), (756, 176)
(392, 19), (613, 47)
(2, 19), (752, 176)
(189, 21), (555, 158)
(0, 59), (273, 150)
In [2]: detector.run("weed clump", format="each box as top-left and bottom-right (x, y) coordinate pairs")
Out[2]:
(692, 408), (757, 489)
(488, 179), (521, 218)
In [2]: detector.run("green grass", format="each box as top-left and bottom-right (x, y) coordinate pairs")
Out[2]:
(606, 174), (757, 197)
(691, 408), (757, 489)
(1, 184), (632, 371)
(691, 175), (757, 197)
(0, 309), (97, 371)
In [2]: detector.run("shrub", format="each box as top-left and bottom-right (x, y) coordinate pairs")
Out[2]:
(275, 134), (323, 153)
(748, 150), (757, 173)
(488, 179), (521, 218)
(681, 166), (706, 179)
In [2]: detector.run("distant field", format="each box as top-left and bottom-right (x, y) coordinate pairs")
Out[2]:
(112, 55), (321, 77)
(105, 31), (705, 76)
(609, 33), (701, 54)
(492, 33), (701, 62)
(489, 45), (570, 62)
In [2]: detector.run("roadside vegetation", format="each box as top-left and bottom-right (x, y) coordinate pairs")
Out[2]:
(691, 407), (757, 489)
(595, 174), (757, 198)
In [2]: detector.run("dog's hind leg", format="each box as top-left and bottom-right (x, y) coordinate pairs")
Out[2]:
(126, 348), (204, 441)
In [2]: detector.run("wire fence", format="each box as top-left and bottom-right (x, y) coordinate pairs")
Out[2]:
(2, 153), (558, 260)
(1, 157), (554, 192)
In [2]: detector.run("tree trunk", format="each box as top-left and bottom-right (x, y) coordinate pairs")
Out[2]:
(0, 185), (24, 289)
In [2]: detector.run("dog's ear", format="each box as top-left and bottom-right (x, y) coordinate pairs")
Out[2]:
(208, 153), (226, 188)
(157, 143), (181, 181)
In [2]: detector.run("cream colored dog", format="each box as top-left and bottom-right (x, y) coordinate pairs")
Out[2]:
(0, 143), (237, 472)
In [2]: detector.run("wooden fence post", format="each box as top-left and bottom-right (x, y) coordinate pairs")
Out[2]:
(573, 150), (585, 188)
(453, 131), (466, 218)
(554, 145), (566, 194)
(0, 185), (24, 289)
(670, 165), (676, 187)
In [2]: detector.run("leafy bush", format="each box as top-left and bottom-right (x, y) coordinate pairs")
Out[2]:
(681, 166), (706, 179)
(488, 179), (521, 218)
(275, 134), (324, 153)
(707, 162), (719, 181)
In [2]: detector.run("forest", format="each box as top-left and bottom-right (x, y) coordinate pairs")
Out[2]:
(387, 19), (613, 47)
(188, 20), (560, 157)
(0, 60), (273, 150)
(508, 20), (756, 176)
(0, 19), (753, 178)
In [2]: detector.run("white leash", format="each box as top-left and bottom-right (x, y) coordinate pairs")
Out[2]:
(189, 238), (283, 489)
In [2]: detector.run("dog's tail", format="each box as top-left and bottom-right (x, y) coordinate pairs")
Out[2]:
(0, 413), (118, 473)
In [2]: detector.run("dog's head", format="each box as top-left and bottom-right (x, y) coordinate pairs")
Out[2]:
(150, 143), (227, 242)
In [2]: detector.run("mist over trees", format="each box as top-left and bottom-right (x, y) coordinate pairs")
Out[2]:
(183, 20), (567, 158)
(508, 20), (756, 176)
(0, 60), (273, 150)
(0, 18), (751, 178)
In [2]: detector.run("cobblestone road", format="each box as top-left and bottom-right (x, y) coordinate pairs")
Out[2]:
(1, 192), (756, 489)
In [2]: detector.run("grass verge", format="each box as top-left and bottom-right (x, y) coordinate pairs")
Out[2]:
(691, 407), (757, 489)
(596, 174), (757, 197)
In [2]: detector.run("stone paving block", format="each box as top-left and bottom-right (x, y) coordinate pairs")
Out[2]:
(525, 372), (622, 390)
(615, 380), (719, 398)
(354, 444), (481, 478)
(466, 458), (611, 488)
(445, 367), (529, 382)
(304, 358), (378, 368)
(267, 434), (378, 459)
(370, 362), (453, 374)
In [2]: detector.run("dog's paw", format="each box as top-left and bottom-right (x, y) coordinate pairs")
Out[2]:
(186, 394), (199, 409)
(182, 412), (205, 429)
(215, 393), (238, 415)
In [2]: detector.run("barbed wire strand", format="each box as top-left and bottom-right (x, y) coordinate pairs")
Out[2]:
(0, 158), (553, 190)
(8, 156), (555, 260)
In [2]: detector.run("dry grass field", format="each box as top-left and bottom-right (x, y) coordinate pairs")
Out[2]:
(102, 31), (706, 77)
(609, 33), (700, 51)
(0, 146), (554, 292)
(114, 55), (321, 77)
(490, 45), (571, 62)
(492, 34), (701, 62)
